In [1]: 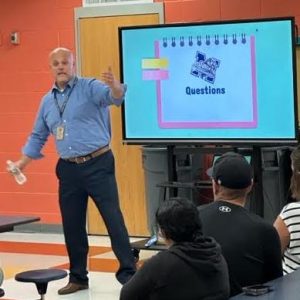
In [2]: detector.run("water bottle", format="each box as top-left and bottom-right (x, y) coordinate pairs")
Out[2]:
(6, 160), (27, 185)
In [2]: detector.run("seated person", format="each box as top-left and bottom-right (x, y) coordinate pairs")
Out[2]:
(120, 198), (230, 300)
(274, 147), (300, 274)
(0, 267), (4, 297)
(198, 152), (283, 296)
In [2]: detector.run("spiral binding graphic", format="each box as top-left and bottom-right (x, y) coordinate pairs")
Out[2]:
(162, 34), (247, 47)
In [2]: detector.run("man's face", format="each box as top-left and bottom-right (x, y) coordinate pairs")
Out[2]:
(49, 51), (74, 88)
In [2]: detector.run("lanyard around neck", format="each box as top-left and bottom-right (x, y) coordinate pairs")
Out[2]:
(54, 77), (78, 119)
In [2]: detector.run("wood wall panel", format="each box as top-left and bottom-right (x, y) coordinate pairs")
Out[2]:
(79, 14), (160, 236)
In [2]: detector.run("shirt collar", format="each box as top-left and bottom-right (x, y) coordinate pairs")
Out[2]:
(52, 76), (76, 93)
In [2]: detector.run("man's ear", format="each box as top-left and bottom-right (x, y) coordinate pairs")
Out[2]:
(212, 179), (220, 195)
(246, 179), (254, 194)
(158, 228), (166, 239)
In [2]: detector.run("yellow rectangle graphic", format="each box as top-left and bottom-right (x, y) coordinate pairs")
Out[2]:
(142, 58), (168, 69)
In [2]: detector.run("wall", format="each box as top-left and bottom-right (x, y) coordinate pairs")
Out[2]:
(0, 0), (81, 223)
(0, 0), (299, 225)
(162, 0), (300, 24)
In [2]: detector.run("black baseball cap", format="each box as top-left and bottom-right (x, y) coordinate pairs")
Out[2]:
(207, 152), (253, 189)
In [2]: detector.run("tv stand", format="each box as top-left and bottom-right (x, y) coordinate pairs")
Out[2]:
(160, 145), (266, 216)
(131, 145), (292, 255)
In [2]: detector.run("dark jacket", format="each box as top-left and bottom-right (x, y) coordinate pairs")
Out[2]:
(120, 235), (230, 300)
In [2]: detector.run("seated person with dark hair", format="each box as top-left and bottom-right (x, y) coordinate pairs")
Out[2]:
(198, 152), (283, 296)
(120, 198), (230, 300)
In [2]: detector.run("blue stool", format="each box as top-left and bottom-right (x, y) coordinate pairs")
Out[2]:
(15, 268), (67, 300)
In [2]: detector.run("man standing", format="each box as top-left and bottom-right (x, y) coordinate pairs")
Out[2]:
(198, 152), (282, 296)
(9, 47), (136, 295)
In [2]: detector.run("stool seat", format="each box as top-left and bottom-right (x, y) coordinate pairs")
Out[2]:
(15, 268), (67, 300)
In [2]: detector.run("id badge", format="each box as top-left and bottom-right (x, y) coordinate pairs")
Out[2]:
(56, 126), (65, 140)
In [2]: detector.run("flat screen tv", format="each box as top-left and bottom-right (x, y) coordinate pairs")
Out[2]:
(118, 17), (298, 145)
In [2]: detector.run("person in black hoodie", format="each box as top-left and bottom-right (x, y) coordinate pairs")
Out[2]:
(120, 198), (230, 300)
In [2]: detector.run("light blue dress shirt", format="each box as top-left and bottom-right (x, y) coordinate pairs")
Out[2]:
(23, 76), (125, 159)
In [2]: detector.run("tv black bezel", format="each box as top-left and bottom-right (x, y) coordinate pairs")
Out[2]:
(118, 16), (299, 146)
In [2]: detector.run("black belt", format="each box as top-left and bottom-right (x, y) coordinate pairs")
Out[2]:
(63, 145), (110, 164)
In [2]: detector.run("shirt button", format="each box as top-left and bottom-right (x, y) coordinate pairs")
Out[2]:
(63, 120), (66, 123)
(69, 147), (72, 150)
(65, 133), (68, 136)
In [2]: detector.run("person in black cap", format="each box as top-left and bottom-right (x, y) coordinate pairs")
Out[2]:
(120, 198), (230, 300)
(198, 152), (282, 296)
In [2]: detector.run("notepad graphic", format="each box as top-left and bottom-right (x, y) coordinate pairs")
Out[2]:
(143, 34), (257, 129)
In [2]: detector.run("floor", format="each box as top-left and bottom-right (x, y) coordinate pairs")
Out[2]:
(0, 231), (157, 300)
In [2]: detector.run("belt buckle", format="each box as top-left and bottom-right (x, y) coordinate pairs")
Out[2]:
(74, 156), (86, 164)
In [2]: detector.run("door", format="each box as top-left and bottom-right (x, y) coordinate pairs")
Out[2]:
(75, 4), (163, 236)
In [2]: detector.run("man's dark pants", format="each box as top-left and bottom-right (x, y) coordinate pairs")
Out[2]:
(56, 150), (136, 285)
